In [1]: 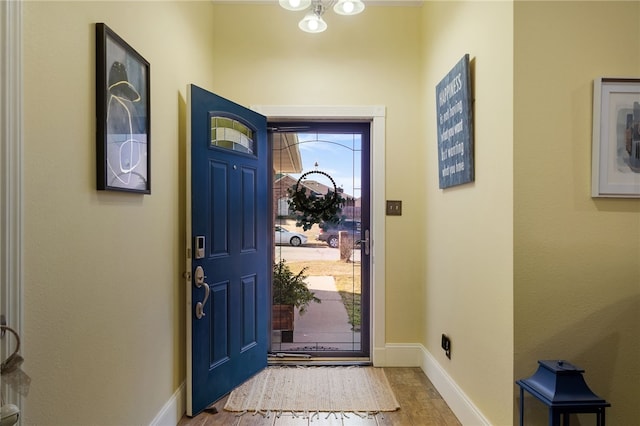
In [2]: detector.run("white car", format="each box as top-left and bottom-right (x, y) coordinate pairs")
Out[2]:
(275, 225), (307, 247)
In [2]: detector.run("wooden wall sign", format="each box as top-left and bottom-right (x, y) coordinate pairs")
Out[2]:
(436, 54), (474, 189)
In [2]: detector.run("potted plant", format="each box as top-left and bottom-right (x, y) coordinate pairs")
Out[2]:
(272, 259), (320, 341)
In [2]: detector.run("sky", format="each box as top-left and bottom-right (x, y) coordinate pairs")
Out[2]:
(283, 132), (363, 199)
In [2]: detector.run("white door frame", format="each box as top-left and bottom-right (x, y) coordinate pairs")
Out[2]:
(1, 0), (24, 410)
(251, 105), (386, 365)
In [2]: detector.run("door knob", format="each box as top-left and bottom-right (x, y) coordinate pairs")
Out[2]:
(193, 266), (210, 320)
(363, 229), (370, 256)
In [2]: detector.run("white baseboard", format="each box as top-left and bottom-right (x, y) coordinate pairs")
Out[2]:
(377, 343), (489, 426)
(419, 346), (490, 426)
(149, 382), (185, 426)
(374, 343), (423, 367)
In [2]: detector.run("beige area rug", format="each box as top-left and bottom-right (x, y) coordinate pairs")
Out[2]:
(224, 366), (400, 416)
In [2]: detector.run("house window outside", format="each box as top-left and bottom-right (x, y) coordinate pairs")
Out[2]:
(210, 116), (255, 154)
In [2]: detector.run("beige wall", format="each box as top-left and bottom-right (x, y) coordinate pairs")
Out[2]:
(514, 1), (640, 425)
(22, 2), (215, 424)
(421, 2), (514, 424)
(209, 3), (426, 343)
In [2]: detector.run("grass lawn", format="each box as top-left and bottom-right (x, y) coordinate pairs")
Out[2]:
(285, 259), (362, 330)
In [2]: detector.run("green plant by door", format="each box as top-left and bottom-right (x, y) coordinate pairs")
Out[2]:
(272, 259), (320, 314)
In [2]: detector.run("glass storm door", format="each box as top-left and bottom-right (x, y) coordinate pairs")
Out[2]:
(270, 122), (370, 359)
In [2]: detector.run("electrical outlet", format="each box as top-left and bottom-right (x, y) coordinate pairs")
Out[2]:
(441, 334), (451, 359)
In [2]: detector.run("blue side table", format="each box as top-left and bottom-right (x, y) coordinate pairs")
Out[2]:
(516, 360), (610, 426)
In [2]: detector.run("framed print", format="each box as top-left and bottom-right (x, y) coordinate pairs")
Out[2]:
(96, 23), (150, 193)
(592, 77), (640, 198)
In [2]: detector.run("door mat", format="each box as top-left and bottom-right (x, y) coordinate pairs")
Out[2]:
(224, 366), (400, 418)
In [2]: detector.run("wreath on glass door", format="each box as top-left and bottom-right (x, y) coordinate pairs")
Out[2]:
(287, 170), (345, 231)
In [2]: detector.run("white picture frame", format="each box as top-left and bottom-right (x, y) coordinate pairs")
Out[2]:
(592, 77), (640, 198)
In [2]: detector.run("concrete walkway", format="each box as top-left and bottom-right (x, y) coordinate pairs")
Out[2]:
(272, 275), (361, 352)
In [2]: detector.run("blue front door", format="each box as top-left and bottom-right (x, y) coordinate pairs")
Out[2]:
(186, 84), (269, 416)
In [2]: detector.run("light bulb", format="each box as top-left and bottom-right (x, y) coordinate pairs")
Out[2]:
(299, 12), (327, 33)
(333, 0), (365, 15)
(279, 0), (311, 12)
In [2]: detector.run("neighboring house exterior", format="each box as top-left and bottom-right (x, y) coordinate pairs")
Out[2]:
(274, 174), (298, 217)
(274, 174), (357, 218)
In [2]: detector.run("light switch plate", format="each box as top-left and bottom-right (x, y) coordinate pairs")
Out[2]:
(386, 200), (402, 216)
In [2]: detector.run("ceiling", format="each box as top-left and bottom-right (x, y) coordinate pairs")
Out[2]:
(210, 0), (424, 5)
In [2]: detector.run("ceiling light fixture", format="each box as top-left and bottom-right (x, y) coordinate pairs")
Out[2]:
(279, 0), (365, 34)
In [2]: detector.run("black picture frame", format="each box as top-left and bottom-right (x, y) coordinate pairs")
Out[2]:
(96, 23), (150, 193)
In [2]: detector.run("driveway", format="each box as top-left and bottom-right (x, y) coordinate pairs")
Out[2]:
(275, 244), (339, 262)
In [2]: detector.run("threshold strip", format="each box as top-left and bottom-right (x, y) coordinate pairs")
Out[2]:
(268, 353), (371, 366)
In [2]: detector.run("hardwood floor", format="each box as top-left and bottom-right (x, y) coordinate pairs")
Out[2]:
(178, 367), (461, 426)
